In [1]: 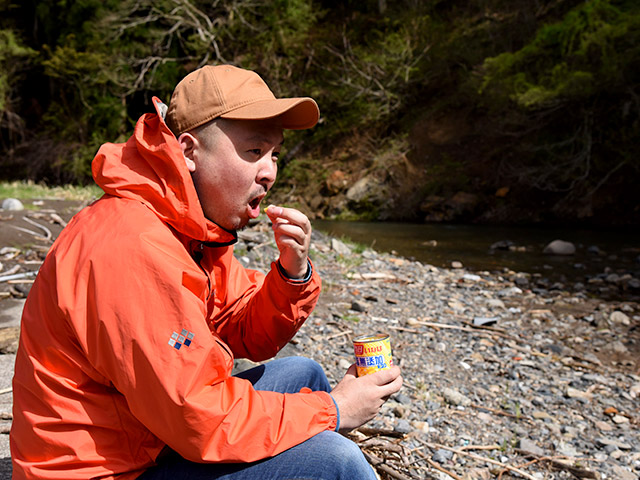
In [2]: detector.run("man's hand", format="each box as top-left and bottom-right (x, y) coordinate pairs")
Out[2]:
(265, 205), (312, 279)
(330, 365), (403, 433)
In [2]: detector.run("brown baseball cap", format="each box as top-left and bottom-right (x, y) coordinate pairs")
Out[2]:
(165, 65), (320, 135)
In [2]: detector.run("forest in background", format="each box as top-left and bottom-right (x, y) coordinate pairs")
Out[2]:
(1, 0), (638, 227)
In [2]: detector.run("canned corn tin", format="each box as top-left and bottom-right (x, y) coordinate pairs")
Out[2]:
(353, 333), (393, 376)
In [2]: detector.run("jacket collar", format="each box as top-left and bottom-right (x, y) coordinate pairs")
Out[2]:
(91, 97), (237, 246)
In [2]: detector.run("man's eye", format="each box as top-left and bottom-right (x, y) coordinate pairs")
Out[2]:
(249, 149), (262, 156)
(272, 151), (281, 160)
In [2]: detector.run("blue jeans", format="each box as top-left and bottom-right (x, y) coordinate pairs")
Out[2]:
(138, 357), (376, 480)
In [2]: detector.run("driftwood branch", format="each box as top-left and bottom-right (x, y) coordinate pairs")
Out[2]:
(0, 271), (38, 283)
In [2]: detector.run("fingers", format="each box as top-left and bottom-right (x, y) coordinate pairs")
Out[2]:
(266, 205), (312, 279)
(358, 366), (403, 397)
(368, 365), (401, 385)
(330, 365), (403, 433)
(266, 205), (310, 244)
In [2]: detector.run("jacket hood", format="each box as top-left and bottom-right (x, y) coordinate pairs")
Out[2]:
(92, 97), (236, 245)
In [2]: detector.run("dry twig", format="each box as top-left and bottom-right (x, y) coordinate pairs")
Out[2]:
(513, 450), (601, 479)
(363, 451), (415, 480)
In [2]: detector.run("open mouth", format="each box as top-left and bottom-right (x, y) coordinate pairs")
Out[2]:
(248, 194), (265, 218)
(250, 196), (261, 208)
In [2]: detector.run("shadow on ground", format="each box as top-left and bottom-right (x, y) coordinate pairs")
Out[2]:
(0, 456), (11, 478)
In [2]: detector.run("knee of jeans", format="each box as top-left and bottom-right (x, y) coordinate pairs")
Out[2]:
(314, 432), (373, 476)
(285, 357), (330, 391)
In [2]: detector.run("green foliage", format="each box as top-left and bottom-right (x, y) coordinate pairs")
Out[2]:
(0, 180), (101, 201)
(0, 30), (36, 110)
(480, 0), (640, 109)
(0, 0), (638, 224)
(341, 314), (360, 323)
(318, 13), (433, 132)
(0, 28), (36, 140)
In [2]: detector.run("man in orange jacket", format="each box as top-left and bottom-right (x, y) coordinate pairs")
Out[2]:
(11, 65), (402, 480)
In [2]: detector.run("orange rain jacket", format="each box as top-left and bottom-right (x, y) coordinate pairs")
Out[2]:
(10, 99), (336, 480)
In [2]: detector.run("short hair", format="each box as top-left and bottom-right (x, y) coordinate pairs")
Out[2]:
(189, 118), (226, 151)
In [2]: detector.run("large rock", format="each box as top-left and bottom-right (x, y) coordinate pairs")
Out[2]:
(543, 239), (576, 255)
(346, 175), (382, 203)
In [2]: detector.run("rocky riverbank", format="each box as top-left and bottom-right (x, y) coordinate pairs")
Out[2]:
(0, 202), (639, 479)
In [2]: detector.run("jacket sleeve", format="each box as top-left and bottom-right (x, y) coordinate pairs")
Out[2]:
(57, 208), (337, 463)
(208, 249), (321, 362)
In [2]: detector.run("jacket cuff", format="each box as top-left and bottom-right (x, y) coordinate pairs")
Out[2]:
(299, 388), (340, 432)
(329, 394), (341, 432)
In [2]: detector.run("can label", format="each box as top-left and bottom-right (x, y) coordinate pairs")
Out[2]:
(353, 333), (393, 376)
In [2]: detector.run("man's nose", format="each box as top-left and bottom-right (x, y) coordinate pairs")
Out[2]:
(257, 154), (277, 188)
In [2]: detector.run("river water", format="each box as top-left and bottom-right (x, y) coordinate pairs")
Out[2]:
(313, 220), (640, 284)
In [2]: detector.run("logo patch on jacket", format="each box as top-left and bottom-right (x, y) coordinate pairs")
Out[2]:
(168, 329), (194, 350)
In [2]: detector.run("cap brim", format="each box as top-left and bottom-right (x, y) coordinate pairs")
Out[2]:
(221, 98), (319, 130)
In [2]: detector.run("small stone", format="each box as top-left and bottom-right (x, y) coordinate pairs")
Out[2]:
(604, 444), (619, 454)
(611, 466), (637, 480)
(610, 449), (625, 459)
(532, 411), (553, 420)
(610, 311), (630, 325)
(394, 419), (411, 434)
(477, 412), (493, 423)
(611, 414), (629, 424)
(543, 239), (576, 255)
(1, 198), (24, 211)
(394, 393), (412, 405)
(451, 261), (463, 269)
(486, 298), (505, 309)
(331, 238), (351, 256)
(596, 437), (632, 450)
(605, 273), (621, 284)
(566, 387), (593, 401)
(350, 300), (367, 312)
(595, 420), (614, 432)
(556, 441), (581, 457)
(432, 448), (454, 463)
(412, 420), (430, 433)
(338, 358), (352, 371)
(442, 387), (471, 406)
(498, 287), (523, 296)
(605, 340), (628, 354)
(518, 438), (545, 456)
(462, 273), (481, 282)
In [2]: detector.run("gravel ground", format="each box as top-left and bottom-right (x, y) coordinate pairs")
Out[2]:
(1, 204), (639, 479)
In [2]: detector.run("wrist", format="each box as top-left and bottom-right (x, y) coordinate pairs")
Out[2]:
(277, 259), (312, 282)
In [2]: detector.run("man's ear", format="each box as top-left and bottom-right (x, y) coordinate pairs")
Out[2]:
(177, 132), (197, 172)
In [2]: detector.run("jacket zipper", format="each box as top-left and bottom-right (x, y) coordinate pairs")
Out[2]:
(193, 242), (214, 302)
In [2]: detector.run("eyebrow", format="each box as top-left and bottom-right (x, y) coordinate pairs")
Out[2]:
(247, 134), (285, 147)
